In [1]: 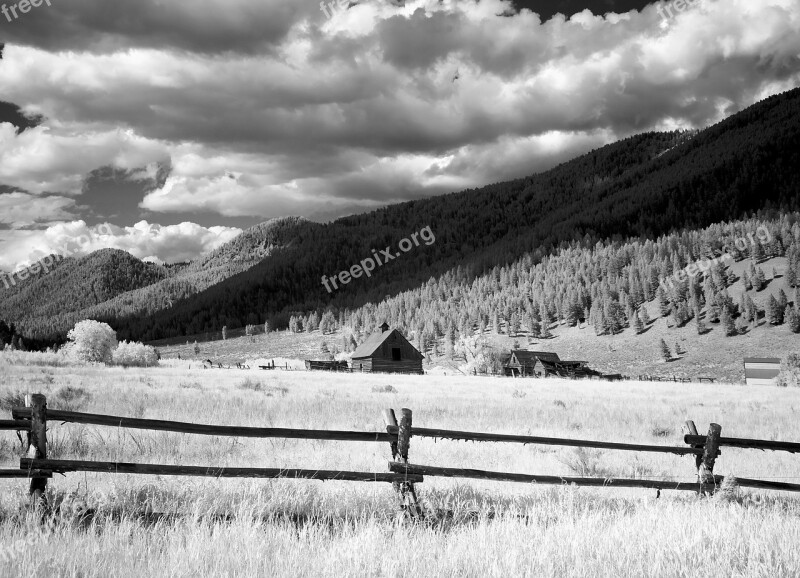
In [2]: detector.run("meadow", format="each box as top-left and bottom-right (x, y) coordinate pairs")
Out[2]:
(1, 353), (800, 577)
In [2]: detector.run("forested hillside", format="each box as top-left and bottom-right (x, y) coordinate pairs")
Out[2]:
(322, 216), (800, 357)
(0, 249), (166, 324)
(119, 87), (800, 341)
(0, 217), (310, 341)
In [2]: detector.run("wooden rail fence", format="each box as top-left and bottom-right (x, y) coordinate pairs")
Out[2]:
(3, 394), (800, 518)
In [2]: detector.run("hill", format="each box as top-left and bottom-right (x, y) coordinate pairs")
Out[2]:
(120, 87), (800, 341)
(0, 217), (310, 340)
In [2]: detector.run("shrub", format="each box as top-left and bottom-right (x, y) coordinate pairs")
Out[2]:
(0, 391), (26, 411)
(777, 353), (800, 387)
(112, 341), (159, 367)
(371, 385), (398, 394)
(52, 386), (92, 411)
(64, 320), (117, 363)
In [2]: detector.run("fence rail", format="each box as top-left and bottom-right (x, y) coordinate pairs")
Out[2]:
(387, 425), (705, 456)
(4, 395), (800, 519)
(12, 407), (392, 442)
(684, 434), (800, 453)
(20, 459), (421, 483)
(0, 419), (31, 431)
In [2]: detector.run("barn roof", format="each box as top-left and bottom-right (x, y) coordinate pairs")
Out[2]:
(351, 328), (393, 358)
(510, 350), (560, 363)
(351, 326), (424, 360)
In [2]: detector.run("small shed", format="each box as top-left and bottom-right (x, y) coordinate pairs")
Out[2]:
(305, 360), (349, 372)
(350, 323), (424, 374)
(744, 357), (781, 385)
(503, 351), (561, 377)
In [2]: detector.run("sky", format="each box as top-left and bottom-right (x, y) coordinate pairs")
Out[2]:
(0, 0), (799, 271)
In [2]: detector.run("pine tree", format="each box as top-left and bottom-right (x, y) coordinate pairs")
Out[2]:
(754, 267), (767, 290)
(788, 307), (800, 334)
(539, 302), (552, 337)
(675, 341), (683, 355)
(767, 295), (782, 325)
(778, 289), (788, 311)
(695, 314), (707, 335)
(657, 286), (670, 317)
(604, 300), (626, 335)
(660, 339), (672, 362)
(787, 266), (798, 288)
(640, 306), (650, 326)
(509, 313), (520, 337)
(721, 306), (736, 336)
(633, 312), (644, 334)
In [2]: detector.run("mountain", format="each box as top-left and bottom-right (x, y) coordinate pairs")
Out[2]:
(5, 88), (800, 344)
(0, 217), (310, 341)
(116, 87), (800, 341)
(0, 249), (167, 323)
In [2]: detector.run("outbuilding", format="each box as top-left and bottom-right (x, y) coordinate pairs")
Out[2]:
(350, 323), (424, 374)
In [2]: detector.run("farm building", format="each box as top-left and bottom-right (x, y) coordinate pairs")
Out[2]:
(503, 350), (602, 379)
(350, 323), (424, 374)
(503, 350), (561, 377)
(305, 360), (349, 371)
(744, 357), (781, 385)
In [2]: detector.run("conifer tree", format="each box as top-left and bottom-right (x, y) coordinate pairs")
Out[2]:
(721, 306), (737, 336)
(695, 314), (707, 335)
(640, 306), (650, 326)
(657, 286), (670, 317)
(788, 307), (800, 334)
(659, 339), (672, 362)
(633, 311), (644, 334)
(767, 295), (783, 325)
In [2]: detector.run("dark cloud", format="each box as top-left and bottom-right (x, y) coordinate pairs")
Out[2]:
(513, 0), (652, 19)
(0, 0), (310, 54)
(0, 100), (43, 133)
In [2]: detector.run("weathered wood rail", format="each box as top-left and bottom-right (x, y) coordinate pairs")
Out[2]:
(3, 396), (800, 518)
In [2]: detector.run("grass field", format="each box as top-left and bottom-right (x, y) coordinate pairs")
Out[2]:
(2, 354), (800, 577)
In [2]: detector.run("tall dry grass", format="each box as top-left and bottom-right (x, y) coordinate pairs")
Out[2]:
(1, 355), (800, 577)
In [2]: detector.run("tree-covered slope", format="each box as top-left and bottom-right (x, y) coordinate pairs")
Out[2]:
(2, 217), (311, 340)
(118, 87), (800, 341)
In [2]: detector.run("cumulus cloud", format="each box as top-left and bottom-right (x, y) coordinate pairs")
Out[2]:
(0, 0), (798, 269)
(0, 220), (241, 272)
(0, 192), (76, 227)
(0, 122), (169, 195)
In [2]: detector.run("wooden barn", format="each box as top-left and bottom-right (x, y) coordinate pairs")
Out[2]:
(744, 357), (781, 385)
(350, 323), (424, 374)
(503, 350), (561, 377)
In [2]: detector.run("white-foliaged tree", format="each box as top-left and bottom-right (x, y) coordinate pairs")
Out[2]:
(65, 320), (117, 363)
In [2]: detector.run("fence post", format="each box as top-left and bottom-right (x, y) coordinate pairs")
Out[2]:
(27, 393), (48, 509)
(685, 420), (703, 474)
(396, 408), (423, 519)
(698, 423), (722, 495)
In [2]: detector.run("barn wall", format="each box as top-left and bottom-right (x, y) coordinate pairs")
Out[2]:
(351, 357), (422, 374)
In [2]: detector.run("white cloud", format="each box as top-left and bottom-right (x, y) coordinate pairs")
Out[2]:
(0, 220), (241, 272)
(0, 0), (797, 249)
(0, 122), (169, 195)
(0, 192), (76, 227)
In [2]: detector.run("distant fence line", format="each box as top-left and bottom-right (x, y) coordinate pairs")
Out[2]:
(3, 395), (800, 518)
